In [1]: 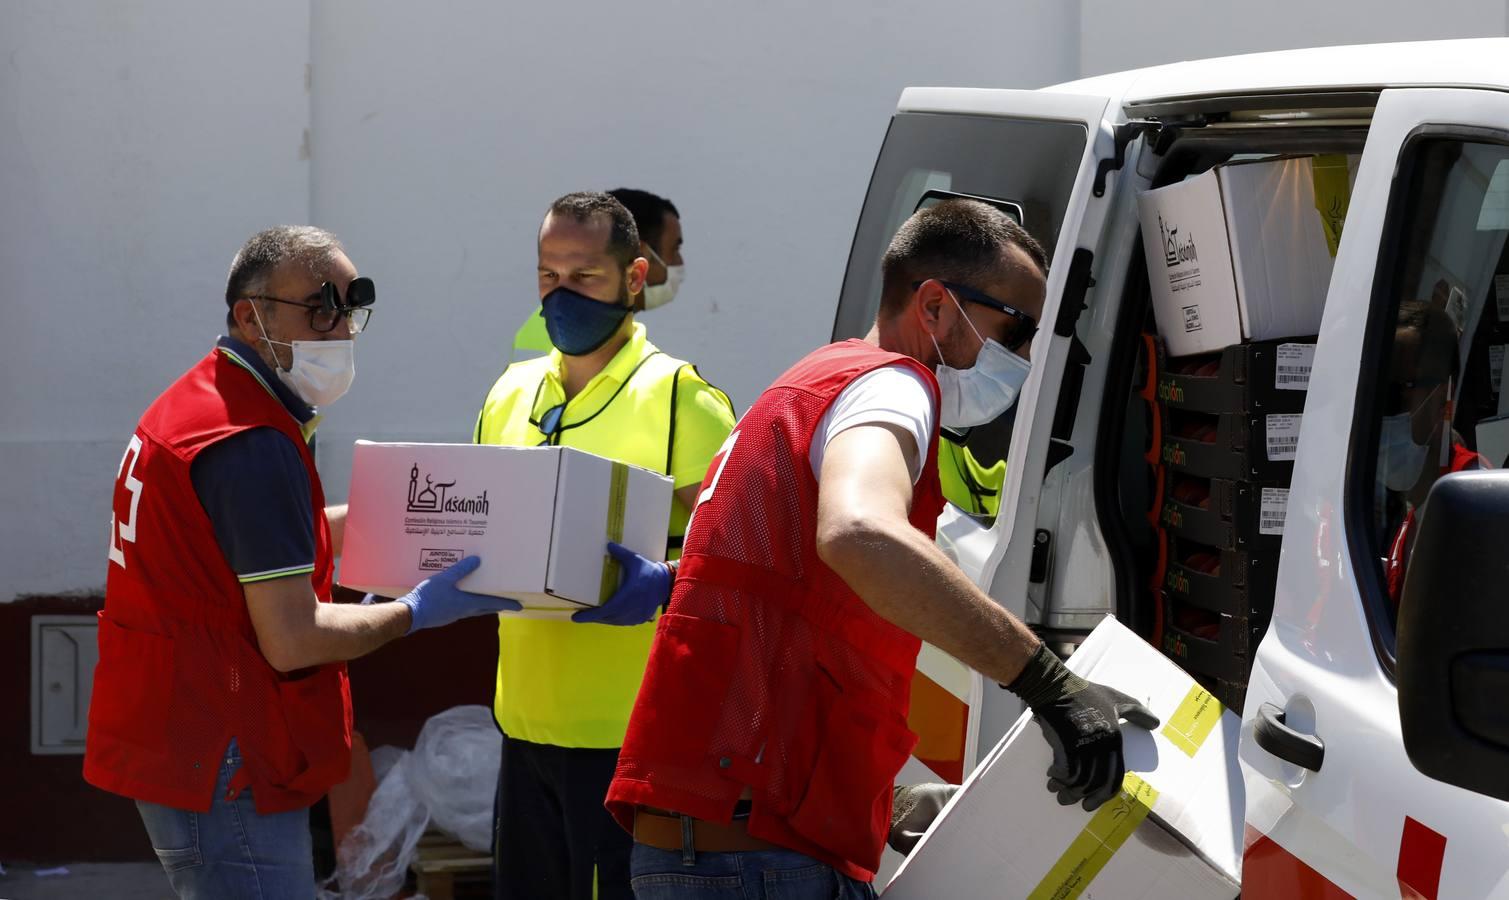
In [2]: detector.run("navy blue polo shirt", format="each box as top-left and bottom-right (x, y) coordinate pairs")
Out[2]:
(191, 337), (319, 584)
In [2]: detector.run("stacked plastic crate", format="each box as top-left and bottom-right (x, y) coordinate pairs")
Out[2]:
(1144, 336), (1315, 709)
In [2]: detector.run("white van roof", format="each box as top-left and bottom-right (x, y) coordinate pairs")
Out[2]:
(1046, 38), (1509, 111)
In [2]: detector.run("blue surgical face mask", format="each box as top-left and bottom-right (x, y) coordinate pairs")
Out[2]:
(540, 286), (631, 356)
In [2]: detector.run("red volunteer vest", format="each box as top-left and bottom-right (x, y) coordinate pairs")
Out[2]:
(83, 348), (352, 814)
(1386, 441), (1485, 606)
(607, 340), (946, 882)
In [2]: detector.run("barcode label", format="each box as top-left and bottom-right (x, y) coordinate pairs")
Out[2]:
(1496, 274), (1509, 323)
(1275, 343), (1316, 391)
(1266, 414), (1303, 461)
(1260, 488), (1289, 536)
(1491, 345), (1506, 395)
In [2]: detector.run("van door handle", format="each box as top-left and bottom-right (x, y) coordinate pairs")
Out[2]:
(1254, 702), (1324, 772)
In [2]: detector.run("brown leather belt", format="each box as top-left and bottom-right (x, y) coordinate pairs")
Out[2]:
(633, 807), (780, 853)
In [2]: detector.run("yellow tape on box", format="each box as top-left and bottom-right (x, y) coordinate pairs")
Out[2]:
(1162, 685), (1224, 758)
(598, 461), (629, 603)
(1028, 773), (1160, 900)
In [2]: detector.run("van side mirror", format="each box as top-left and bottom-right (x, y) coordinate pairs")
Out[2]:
(1397, 470), (1509, 802)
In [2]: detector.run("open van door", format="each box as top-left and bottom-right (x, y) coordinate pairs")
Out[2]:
(833, 87), (1127, 877)
(1241, 88), (1509, 898)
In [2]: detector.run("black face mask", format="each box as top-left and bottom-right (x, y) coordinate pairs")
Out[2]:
(540, 286), (631, 356)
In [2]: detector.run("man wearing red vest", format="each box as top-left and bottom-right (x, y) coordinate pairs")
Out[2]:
(85, 226), (516, 899)
(604, 200), (1158, 896)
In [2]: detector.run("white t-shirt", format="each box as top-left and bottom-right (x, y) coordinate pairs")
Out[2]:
(809, 364), (936, 483)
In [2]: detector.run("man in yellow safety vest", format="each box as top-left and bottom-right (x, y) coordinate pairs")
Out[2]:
(474, 191), (735, 900)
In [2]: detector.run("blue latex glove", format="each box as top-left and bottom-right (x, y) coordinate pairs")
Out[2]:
(397, 556), (521, 634)
(571, 542), (671, 626)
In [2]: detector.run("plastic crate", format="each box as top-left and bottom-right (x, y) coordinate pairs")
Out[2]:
(1154, 337), (1315, 414)
(1155, 474), (1290, 551)
(1156, 408), (1302, 483)
(1157, 532), (1280, 620)
(1157, 593), (1272, 683)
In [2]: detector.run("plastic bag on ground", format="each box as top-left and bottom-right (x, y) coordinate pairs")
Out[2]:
(368, 744), (405, 786)
(318, 748), (429, 900)
(407, 705), (502, 852)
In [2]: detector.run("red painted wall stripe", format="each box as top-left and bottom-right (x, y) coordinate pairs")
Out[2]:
(1397, 816), (1447, 900)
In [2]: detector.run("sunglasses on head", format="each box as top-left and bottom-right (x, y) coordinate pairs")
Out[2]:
(914, 279), (1038, 349)
(244, 277), (376, 334)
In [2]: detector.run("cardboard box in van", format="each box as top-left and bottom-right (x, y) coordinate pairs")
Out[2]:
(1139, 156), (1348, 357)
(340, 441), (673, 615)
(883, 616), (1241, 899)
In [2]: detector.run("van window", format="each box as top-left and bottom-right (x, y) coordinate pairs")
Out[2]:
(833, 113), (1086, 341)
(1354, 138), (1509, 655)
(833, 113), (1086, 496)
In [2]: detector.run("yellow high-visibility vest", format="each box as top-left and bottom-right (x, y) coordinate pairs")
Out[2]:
(511, 308), (552, 361)
(938, 437), (1005, 518)
(474, 323), (735, 748)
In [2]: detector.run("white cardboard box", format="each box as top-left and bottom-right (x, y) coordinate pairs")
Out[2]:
(340, 441), (673, 616)
(1139, 156), (1342, 357)
(883, 616), (1242, 899)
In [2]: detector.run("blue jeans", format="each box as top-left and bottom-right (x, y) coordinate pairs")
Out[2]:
(629, 843), (876, 900)
(135, 739), (314, 899)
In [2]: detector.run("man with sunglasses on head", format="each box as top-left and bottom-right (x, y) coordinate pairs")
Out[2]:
(85, 226), (514, 899)
(473, 193), (735, 900)
(603, 199), (1158, 897)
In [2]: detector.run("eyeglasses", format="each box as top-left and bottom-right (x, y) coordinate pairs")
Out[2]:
(539, 403), (566, 437)
(243, 277), (376, 334)
(914, 279), (1038, 349)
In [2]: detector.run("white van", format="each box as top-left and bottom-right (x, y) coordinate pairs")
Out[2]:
(838, 39), (1509, 897)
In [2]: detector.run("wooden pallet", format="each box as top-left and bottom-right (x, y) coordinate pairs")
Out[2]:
(410, 830), (492, 900)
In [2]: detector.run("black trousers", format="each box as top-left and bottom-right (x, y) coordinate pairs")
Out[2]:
(492, 734), (633, 900)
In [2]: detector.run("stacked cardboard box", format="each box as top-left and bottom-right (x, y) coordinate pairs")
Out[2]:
(1135, 156), (1347, 709)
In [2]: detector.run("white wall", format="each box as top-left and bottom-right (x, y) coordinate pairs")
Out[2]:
(0, 2), (311, 598)
(6, 0), (1506, 599)
(305, 0), (1081, 502)
(1078, 0), (1507, 78)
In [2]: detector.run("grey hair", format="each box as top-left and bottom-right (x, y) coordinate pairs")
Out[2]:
(224, 225), (345, 310)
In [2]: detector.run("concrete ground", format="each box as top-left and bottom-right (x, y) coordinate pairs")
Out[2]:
(0, 863), (172, 900)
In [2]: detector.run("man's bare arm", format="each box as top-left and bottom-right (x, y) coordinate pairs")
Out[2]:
(814, 423), (1040, 685)
(245, 576), (410, 673)
(325, 504), (348, 558)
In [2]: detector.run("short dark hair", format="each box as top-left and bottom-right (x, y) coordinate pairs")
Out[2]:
(608, 188), (679, 248)
(1395, 300), (1460, 380)
(546, 192), (640, 267)
(878, 199), (1047, 320)
(224, 225), (345, 327)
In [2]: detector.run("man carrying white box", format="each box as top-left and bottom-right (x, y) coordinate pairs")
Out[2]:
(472, 192), (736, 900)
(84, 226), (515, 900)
(605, 200), (1157, 897)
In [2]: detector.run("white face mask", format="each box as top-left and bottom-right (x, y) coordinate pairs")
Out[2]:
(643, 264), (685, 310)
(251, 304), (356, 408)
(1378, 412), (1429, 492)
(931, 289), (1032, 428)
(1378, 380), (1450, 493)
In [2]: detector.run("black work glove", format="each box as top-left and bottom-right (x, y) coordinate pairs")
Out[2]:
(888, 783), (960, 854)
(1007, 643), (1160, 811)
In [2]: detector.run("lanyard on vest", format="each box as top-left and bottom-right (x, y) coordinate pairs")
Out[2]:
(528, 350), (663, 445)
